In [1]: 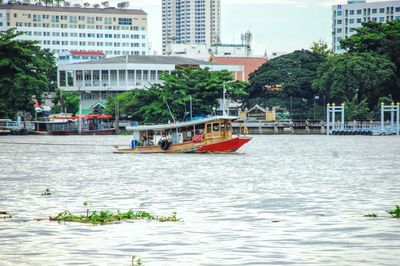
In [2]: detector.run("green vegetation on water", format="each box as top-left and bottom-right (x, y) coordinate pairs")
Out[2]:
(131, 256), (143, 266)
(387, 206), (400, 218)
(363, 213), (378, 218)
(50, 210), (181, 225)
(363, 206), (400, 218)
(41, 188), (52, 196)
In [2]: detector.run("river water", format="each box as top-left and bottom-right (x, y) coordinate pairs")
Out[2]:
(0, 135), (400, 265)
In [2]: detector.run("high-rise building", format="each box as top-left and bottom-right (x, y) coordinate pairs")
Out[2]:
(332, 0), (400, 53)
(0, 4), (149, 57)
(162, 0), (221, 55)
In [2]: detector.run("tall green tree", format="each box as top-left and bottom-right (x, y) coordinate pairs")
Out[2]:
(51, 88), (79, 114)
(312, 52), (397, 105)
(246, 50), (326, 113)
(341, 21), (400, 68)
(0, 29), (55, 118)
(310, 40), (333, 57)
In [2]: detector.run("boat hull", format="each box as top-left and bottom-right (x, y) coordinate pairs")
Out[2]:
(48, 129), (116, 135)
(115, 137), (252, 154)
(197, 137), (251, 152)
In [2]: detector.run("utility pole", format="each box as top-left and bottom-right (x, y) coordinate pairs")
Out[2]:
(115, 101), (120, 134)
(78, 87), (82, 134)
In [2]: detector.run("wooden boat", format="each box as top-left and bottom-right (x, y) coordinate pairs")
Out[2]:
(44, 114), (115, 135)
(115, 116), (251, 154)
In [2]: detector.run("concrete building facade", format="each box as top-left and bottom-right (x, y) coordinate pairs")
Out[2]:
(162, 0), (221, 54)
(0, 4), (149, 57)
(332, 0), (400, 53)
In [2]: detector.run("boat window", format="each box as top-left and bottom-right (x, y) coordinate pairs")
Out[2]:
(226, 123), (232, 131)
(206, 124), (212, 134)
(195, 124), (205, 135)
(213, 123), (220, 132)
(220, 124), (226, 132)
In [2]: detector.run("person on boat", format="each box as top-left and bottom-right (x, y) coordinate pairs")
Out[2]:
(158, 133), (167, 145)
(141, 136), (148, 146)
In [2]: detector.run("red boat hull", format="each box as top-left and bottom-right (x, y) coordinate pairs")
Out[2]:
(197, 137), (251, 152)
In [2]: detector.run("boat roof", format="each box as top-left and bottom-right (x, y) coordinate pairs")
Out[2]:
(126, 115), (238, 132)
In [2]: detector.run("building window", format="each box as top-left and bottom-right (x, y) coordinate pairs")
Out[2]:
(51, 15), (60, 23)
(87, 17), (95, 24)
(69, 16), (77, 23)
(118, 18), (132, 25)
(101, 70), (108, 85)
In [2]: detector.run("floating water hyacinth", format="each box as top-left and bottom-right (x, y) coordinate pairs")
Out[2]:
(387, 205), (400, 218)
(41, 188), (52, 196)
(50, 210), (181, 225)
(131, 256), (143, 266)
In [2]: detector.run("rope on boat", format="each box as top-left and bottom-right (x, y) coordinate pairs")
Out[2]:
(0, 141), (117, 147)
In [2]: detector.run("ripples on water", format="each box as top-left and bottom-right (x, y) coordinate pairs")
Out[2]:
(1, 135), (400, 265)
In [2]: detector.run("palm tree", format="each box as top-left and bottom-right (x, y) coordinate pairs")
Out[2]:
(101, 1), (109, 8)
(93, 3), (100, 8)
(43, 0), (53, 6)
(63, 1), (70, 7)
(83, 2), (90, 8)
(55, 0), (64, 7)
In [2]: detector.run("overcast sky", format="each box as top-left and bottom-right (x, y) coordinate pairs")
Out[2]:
(68, 0), (389, 56)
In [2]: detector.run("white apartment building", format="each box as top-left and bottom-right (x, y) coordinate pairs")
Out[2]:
(0, 4), (149, 57)
(333, 0), (400, 53)
(162, 0), (221, 55)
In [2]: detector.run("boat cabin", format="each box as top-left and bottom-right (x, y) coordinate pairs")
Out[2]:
(127, 116), (235, 148)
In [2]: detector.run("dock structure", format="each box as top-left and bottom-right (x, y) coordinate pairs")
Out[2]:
(327, 102), (400, 136)
(0, 119), (35, 134)
(233, 120), (325, 135)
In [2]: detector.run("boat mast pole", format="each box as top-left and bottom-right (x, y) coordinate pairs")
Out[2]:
(190, 95), (195, 136)
(165, 101), (175, 123)
(190, 95), (193, 121)
(223, 82), (226, 116)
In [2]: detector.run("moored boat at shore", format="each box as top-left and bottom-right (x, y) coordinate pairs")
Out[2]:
(43, 114), (115, 135)
(115, 116), (251, 154)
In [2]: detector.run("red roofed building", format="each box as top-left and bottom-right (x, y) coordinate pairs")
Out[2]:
(210, 56), (267, 81)
(70, 51), (106, 56)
